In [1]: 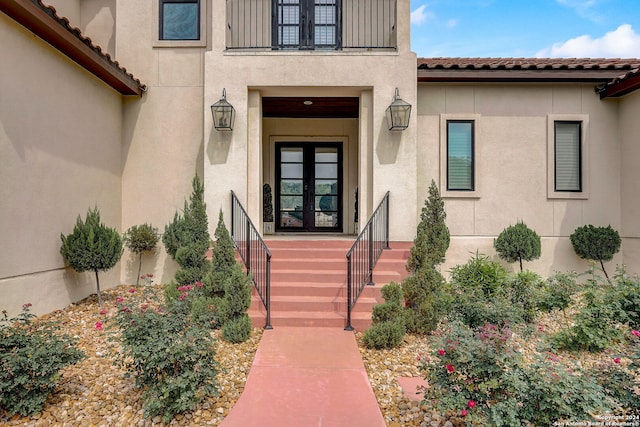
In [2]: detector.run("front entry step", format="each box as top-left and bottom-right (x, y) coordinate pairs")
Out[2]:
(247, 240), (411, 330)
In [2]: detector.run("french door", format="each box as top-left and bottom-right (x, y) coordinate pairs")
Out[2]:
(273, 0), (341, 50)
(276, 142), (343, 232)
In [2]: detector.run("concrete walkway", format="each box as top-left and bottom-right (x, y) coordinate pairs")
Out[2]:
(220, 327), (386, 427)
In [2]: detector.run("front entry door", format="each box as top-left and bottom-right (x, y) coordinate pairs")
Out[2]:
(276, 142), (342, 232)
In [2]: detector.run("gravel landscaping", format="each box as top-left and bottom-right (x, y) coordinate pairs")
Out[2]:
(2, 284), (636, 427)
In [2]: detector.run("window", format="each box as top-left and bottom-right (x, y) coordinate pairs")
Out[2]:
(554, 121), (582, 192)
(547, 115), (588, 199)
(273, 0), (341, 49)
(447, 120), (474, 191)
(160, 0), (200, 40)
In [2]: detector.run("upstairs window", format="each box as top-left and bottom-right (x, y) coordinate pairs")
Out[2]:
(160, 0), (200, 40)
(447, 120), (475, 191)
(273, 0), (341, 50)
(554, 121), (582, 192)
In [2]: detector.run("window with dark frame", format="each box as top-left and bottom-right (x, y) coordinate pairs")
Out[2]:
(160, 0), (200, 41)
(554, 121), (582, 192)
(272, 0), (341, 50)
(447, 120), (474, 191)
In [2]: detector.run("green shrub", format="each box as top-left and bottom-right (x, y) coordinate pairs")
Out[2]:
(421, 321), (609, 426)
(611, 267), (640, 330)
(124, 223), (159, 286)
(401, 267), (449, 334)
(493, 221), (541, 272)
(202, 210), (238, 299)
(110, 287), (218, 422)
(407, 180), (450, 273)
(537, 271), (578, 312)
(0, 305), (85, 416)
(60, 206), (123, 306)
(450, 252), (508, 296)
(570, 224), (621, 282)
(218, 264), (252, 326)
(163, 175), (211, 287)
(221, 315), (253, 344)
(507, 270), (544, 323)
(552, 281), (626, 352)
(362, 319), (406, 349)
(372, 282), (404, 324)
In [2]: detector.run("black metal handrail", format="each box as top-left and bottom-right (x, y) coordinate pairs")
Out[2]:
(230, 191), (272, 329)
(345, 191), (390, 331)
(226, 0), (397, 51)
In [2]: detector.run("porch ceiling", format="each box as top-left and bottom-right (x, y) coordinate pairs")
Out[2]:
(262, 97), (359, 119)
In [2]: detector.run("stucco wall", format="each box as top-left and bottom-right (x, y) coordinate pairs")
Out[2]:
(417, 83), (625, 277)
(0, 13), (123, 317)
(619, 90), (640, 275)
(115, 1), (206, 286)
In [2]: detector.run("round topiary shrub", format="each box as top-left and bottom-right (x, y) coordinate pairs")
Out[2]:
(570, 225), (621, 282)
(124, 223), (159, 286)
(494, 221), (541, 272)
(362, 319), (406, 349)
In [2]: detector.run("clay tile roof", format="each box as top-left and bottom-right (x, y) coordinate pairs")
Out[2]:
(417, 57), (640, 85)
(1, 0), (145, 96)
(597, 67), (640, 98)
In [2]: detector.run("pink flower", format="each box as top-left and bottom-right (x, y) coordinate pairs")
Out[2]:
(438, 349), (446, 356)
(116, 297), (124, 303)
(614, 357), (621, 364)
(196, 281), (203, 288)
(22, 303), (32, 308)
(632, 330), (640, 338)
(146, 273), (154, 278)
(140, 275), (145, 279)
(128, 288), (136, 293)
(460, 409), (468, 417)
(467, 400), (477, 409)
(99, 309), (107, 315)
(95, 321), (103, 331)
(446, 364), (455, 373)
(179, 292), (188, 301)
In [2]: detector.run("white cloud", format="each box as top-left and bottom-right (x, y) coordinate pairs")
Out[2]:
(556, 0), (602, 22)
(411, 5), (433, 26)
(446, 19), (458, 28)
(536, 24), (640, 58)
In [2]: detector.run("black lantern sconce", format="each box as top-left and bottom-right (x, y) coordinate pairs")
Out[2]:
(211, 88), (235, 131)
(385, 88), (411, 131)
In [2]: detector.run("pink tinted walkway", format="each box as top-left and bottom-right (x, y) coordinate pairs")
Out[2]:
(219, 327), (386, 427)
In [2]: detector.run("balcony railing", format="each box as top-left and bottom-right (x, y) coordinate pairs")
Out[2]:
(230, 191), (272, 329)
(344, 191), (390, 331)
(226, 0), (397, 51)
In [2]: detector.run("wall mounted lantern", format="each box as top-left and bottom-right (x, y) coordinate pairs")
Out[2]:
(211, 88), (235, 131)
(385, 88), (411, 131)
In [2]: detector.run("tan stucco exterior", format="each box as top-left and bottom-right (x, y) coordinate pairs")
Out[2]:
(1, 0), (639, 317)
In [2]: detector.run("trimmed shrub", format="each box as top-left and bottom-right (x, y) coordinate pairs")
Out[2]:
(221, 315), (253, 344)
(570, 224), (621, 282)
(494, 221), (541, 272)
(362, 319), (406, 349)
(407, 180), (450, 273)
(60, 206), (123, 306)
(0, 305), (85, 416)
(371, 282), (404, 324)
(450, 252), (508, 296)
(401, 267), (450, 334)
(124, 223), (159, 286)
(202, 210), (237, 299)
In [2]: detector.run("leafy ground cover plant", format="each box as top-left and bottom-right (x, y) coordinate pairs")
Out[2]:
(124, 223), (159, 286)
(493, 221), (541, 272)
(421, 321), (610, 426)
(363, 282), (407, 349)
(60, 206), (123, 306)
(537, 271), (579, 313)
(0, 305), (85, 416)
(570, 224), (621, 282)
(108, 286), (218, 422)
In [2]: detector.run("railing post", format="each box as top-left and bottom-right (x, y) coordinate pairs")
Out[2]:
(344, 255), (354, 331)
(367, 221), (374, 286)
(245, 217), (251, 274)
(384, 192), (390, 249)
(265, 253), (273, 329)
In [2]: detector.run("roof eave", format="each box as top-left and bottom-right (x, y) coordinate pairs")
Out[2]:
(599, 76), (640, 99)
(1, 0), (144, 96)
(418, 69), (627, 83)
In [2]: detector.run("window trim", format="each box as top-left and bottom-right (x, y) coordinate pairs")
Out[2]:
(439, 114), (480, 198)
(547, 115), (589, 199)
(154, 0), (207, 48)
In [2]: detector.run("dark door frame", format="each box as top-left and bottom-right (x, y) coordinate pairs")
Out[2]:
(275, 141), (343, 232)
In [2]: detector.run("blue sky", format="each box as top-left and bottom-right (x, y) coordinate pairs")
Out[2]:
(410, 0), (640, 58)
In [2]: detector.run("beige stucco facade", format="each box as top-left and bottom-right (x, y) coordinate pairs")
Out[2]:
(1, 0), (639, 317)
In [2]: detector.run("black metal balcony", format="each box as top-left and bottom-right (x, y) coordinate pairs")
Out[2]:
(226, 0), (397, 51)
